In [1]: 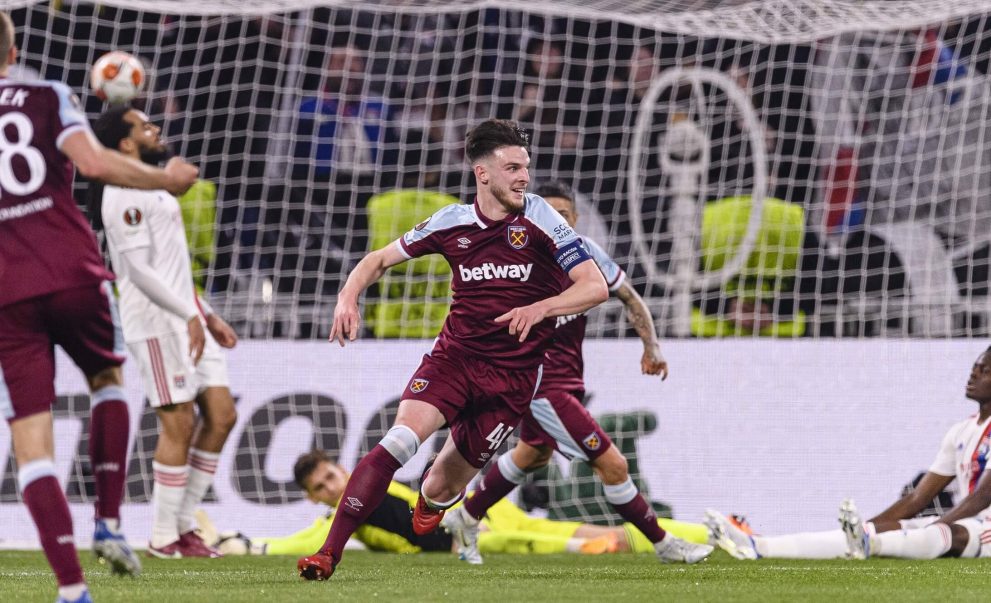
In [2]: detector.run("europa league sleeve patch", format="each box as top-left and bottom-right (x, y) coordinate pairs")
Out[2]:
(123, 207), (143, 226)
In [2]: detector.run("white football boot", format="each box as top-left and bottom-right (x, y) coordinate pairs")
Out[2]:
(441, 505), (483, 565)
(704, 509), (759, 560)
(654, 534), (714, 564)
(839, 498), (869, 559)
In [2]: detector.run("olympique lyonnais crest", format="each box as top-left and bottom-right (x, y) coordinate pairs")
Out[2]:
(507, 225), (529, 249)
(582, 432), (601, 451)
(409, 378), (429, 393)
(124, 207), (142, 226)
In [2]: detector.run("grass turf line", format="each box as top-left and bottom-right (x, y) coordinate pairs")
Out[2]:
(1, 550), (989, 602)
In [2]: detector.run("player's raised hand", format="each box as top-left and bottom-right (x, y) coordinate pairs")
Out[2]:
(163, 157), (199, 195)
(187, 316), (206, 365)
(329, 299), (361, 347)
(206, 313), (238, 349)
(495, 303), (548, 343)
(641, 342), (668, 379)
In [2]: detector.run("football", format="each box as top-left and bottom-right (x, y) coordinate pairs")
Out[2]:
(90, 51), (145, 104)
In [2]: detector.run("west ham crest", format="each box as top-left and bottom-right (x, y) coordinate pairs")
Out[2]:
(582, 432), (601, 451)
(409, 378), (430, 393)
(507, 225), (529, 249)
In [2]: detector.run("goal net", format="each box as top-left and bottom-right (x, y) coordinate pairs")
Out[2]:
(1, 0), (987, 541)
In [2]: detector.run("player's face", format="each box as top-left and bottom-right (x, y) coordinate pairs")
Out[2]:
(124, 109), (169, 163)
(966, 352), (991, 403)
(303, 461), (349, 506)
(481, 146), (530, 212)
(545, 195), (578, 228)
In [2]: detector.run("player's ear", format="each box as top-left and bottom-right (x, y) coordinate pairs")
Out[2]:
(474, 163), (488, 185)
(118, 137), (135, 154)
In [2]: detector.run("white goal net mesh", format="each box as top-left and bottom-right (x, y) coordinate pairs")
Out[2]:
(11, 0), (991, 341)
(0, 0), (985, 536)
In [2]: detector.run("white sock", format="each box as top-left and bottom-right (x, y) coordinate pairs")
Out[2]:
(755, 530), (848, 559)
(871, 524), (952, 559)
(152, 461), (188, 547)
(177, 448), (219, 534)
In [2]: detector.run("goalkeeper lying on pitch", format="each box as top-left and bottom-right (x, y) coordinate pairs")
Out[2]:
(199, 449), (709, 556)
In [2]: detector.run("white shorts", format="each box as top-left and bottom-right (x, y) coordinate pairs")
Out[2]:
(128, 330), (229, 408)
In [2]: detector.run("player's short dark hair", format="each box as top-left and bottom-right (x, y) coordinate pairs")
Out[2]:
(0, 13), (15, 68)
(92, 105), (134, 151)
(465, 119), (530, 164)
(533, 180), (576, 210)
(293, 449), (333, 491)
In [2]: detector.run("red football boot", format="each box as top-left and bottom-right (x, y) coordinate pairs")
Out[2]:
(412, 493), (446, 536)
(298, 552), (336, 581)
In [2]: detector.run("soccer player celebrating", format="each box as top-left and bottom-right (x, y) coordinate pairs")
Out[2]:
(297, 119), (610, 580)
(707, 346), (991, 561)
(92, 106), (238, 558)
(0, 12), (197, 602)
(441, 181), (713, 565)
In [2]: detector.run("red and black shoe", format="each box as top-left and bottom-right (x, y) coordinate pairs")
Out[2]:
(298, 551), (336, 581)
(412, 493), (446, 536)
(412, 454), (444, 535)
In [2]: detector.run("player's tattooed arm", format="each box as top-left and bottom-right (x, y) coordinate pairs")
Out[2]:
(616, 280), (667, 379)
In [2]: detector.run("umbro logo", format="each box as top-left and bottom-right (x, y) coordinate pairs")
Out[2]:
(457, 237), (471, 249)
(346, 496), (363, 511)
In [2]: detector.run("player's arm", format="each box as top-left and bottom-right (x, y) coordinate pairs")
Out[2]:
(61, 129), (198, 195)
(867, 471), (954, 529)
(615, 280), (667, 378)
(496, 259), (608, 343)
(329, 242), (409, 346)
(937, 471), (991, 525)
(116, 246), (206, 363)
(196, 295), (238, 349)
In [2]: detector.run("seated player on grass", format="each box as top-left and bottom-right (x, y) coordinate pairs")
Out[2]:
(201, 450), (710, 556)
(706, 346), (991, 560)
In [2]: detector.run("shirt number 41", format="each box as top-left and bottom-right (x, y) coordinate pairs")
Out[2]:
(485, 422), (514, 451)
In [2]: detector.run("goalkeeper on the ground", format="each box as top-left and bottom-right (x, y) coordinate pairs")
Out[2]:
(201, 449), (708, 556)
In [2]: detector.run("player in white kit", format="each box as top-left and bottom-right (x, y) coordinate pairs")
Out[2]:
(94, 106), (238, 558)
(706, 347), (991, 560)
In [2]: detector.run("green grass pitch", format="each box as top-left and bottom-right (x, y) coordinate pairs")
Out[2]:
(3, 550), (990, 602)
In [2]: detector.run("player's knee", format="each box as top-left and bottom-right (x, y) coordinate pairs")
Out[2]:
(205, 404), (237, 436)
(522, 447), (553, 471)
(87, 366), (123, 391)
(158, 404), (196, 443)
(379, 424), (421, 465)
(593, 447), (629, 485)
(952, 522), (980, 558)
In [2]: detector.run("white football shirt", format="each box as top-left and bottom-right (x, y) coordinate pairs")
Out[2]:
(929, 412), (991, 515)
(102, 185), (198, 342)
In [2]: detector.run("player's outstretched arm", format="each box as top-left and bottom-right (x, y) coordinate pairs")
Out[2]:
(937, 471), (991, 525)
(496, 259), (607, 343)
(329, 243), (409, 346)
(615, 280), (668, 379)
(61, 129), (198, 195)
(867, 471), (954, 529)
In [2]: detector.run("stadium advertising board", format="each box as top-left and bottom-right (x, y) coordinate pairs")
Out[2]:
(0, 340), (976, 547)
